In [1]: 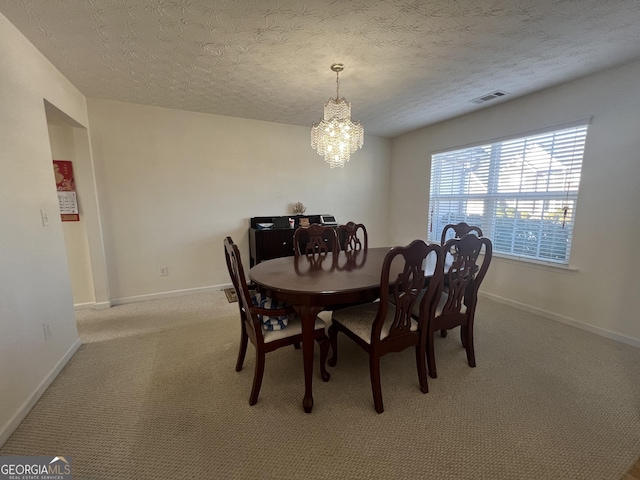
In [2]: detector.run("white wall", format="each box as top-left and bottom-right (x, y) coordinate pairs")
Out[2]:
(390, 59), (640, 345)
(47, 124), (96, 306)
(86, 99), (391, 302)
(0, 13), (86, 444)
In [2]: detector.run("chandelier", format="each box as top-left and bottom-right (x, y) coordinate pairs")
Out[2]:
(311, 63), (364, 168)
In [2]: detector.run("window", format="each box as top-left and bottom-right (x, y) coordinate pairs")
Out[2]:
(428, 121), (589, 265)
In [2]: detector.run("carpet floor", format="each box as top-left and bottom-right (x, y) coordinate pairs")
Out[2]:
(1, 291), (639, 479)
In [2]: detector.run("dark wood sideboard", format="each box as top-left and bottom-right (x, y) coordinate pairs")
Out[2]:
(249, 215), (333, 266)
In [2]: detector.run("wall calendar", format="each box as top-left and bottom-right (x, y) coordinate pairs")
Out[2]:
(53, 160), (79, 221)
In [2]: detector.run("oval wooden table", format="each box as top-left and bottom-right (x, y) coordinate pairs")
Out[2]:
(249, 247), (407, 413)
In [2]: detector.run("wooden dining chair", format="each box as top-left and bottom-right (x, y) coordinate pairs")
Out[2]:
(328, 239), (444, 413)
(437, 222), (484, 337)
(224, 236), (253, 370)
(224, 237), (330, 405)
(440, 222), (483, 245)
(336, 221), (368, 252)
(420, 234), (492, 378)
(293, 223), (338, 257)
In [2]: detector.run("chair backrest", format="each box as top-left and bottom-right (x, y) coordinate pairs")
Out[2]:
(440, 222), (483, 245)
(293, 224), (338, 257)
(337, 221), (368, 252)
(224, 237), (263, 341)
(224, 236), (245, 319)
(372, 240), (444, 343)
(440, 234), (492, 318)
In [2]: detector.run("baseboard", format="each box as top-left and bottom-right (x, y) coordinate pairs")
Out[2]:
(73, 301), (111, 311)
(93, 301), (112, 310)
(111, 284), (232, 306)
(73, 301), (96, 311)
(73, 285), (234, 310)
(0, 338), (82, 447)
(480, 292), (640, 348)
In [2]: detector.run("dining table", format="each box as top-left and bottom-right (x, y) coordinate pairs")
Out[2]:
(249, 246), (441, 413)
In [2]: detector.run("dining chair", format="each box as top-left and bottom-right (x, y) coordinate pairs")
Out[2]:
(328, 239), (444, 413)
(440, 222), (483, 245)
(224, 237), (330, 405)
(336, 221), (368, 252)
(418, 234), (492, 378)
(293, 223), (338, 257)
(437, 222), (484, 337)
(225, 235), (293, 352)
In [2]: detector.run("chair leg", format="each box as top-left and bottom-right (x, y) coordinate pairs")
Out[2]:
(293, 342), (301, 350)
(328, 323), (339, 367)
(369, 353), (384, 413)
(235, 326), (249, 372)
(317, 336), (331, 382)
(249, 350), (266, 406)
(427, 328), (438, 379)
(416, 341), (429, 394)
(440, 328), (448, 338)
(464, 325), (476, 368)
(460, 326), (467, 348)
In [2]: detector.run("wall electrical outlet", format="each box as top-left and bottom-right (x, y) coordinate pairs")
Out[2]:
(40, 209), (49, 226)
(43, 322), (51, 341)
(159, 266), (168, 276)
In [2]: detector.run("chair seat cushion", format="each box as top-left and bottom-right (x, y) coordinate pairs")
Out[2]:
(332, 303), (417, 345)
(411, 291), (467, 318)
(251, 292), (289, 331)
(263, 314), (326, 343)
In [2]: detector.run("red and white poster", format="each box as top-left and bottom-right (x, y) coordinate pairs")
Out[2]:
(53, 160), (79, 221)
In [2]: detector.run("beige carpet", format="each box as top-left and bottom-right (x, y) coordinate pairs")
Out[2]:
(2, 291), (640, 479)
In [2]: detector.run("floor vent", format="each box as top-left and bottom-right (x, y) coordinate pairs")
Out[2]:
(470, 90), (508, 104)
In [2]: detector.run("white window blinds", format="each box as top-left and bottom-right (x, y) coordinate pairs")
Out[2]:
(429, 123), (589, 265)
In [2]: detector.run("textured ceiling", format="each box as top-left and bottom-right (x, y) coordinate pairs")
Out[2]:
(2, 0), (640, 137)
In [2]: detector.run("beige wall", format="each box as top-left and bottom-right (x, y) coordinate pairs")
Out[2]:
(0, 13), (85, 444)
(390, 59), (640, 345)
(47, 124), (96, 306)
(86, 98), (392, 302)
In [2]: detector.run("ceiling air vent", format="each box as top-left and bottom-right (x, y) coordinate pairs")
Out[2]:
(470, 90), (508, 104)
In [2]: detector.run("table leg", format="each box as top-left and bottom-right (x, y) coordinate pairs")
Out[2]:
(295, 305), (322, 413)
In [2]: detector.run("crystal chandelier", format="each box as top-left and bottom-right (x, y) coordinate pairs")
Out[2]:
(311, 64), (364, 168)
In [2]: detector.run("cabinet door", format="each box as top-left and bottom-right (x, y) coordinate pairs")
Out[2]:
(251, 229), (295, 265)
(264, 230), (295, 260)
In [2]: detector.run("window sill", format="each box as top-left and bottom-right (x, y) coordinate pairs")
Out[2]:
(492, 253), (578, 273)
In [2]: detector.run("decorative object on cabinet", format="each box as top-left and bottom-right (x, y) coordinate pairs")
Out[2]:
(292, 202), (306, 215)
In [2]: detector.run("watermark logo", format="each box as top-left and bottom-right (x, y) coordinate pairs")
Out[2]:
(0, 456), (72, 479)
